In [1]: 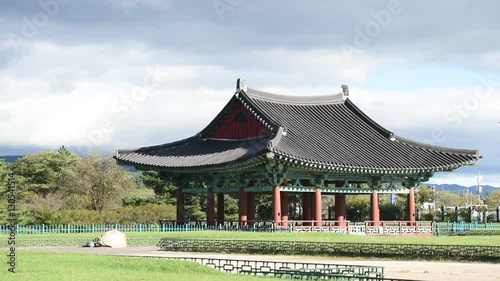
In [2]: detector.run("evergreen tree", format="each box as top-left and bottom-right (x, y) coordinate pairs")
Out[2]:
(11, 146), (80, 196)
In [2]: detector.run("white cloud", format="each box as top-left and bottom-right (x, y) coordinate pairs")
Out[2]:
(2, 40), (497, 150)
(239, 48), (390, 85)
(350, 85), (500, 136)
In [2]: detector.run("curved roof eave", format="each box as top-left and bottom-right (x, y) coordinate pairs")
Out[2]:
(393, 135), (480, 157)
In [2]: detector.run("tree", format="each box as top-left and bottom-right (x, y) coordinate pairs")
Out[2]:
(11, 146), (80, 196)
(54, 146), (80, 188)
(463, 193), (480, 206)
(484, 190), (500, 210)
(223, 194), (239, 222)
(184, 193), (205, 221)
(379, 202), (405, 220)
(415, 185), (436, 205)
(69, 153), (136, 212)
(435, 191), (465, 207)
(0, 159), (9, 197)
(0, 160), (10, 224)
(140, 171), (176, 200)
(256, 194), (272, 220)
(346, 195), (370, 221)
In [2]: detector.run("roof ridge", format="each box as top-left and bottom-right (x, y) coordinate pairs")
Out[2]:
(236, 91), (280, 131)
(344, 98), (394, 139)
(267, 126), (285, 149)
(244, 87), (345, 105)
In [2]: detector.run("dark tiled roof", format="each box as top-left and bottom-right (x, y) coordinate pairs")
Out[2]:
(115, 83), (479, 174)
(241, 88), (479, 174)
(116, 134), (272, 168)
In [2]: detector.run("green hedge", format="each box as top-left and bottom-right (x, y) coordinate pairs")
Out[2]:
(454, 230), (500, 236)
(159, 238), (500, 262)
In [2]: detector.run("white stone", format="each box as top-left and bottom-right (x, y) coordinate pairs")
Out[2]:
(99, 230), (127, 248)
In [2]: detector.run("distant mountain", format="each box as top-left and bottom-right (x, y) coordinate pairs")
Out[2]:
(426, 183), (500, 197)
(0, 155), (23, 163)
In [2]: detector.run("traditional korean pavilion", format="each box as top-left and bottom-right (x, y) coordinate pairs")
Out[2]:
(115, 78), (480, 234)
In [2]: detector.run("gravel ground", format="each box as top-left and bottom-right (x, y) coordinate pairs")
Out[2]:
(25, 246), (500, 281)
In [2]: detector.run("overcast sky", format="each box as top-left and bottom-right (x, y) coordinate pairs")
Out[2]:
(0, 0), (499, 186)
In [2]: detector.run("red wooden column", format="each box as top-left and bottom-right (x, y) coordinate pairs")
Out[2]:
(247, 192), (256, 226)
(281, 191), (289, 227)
(176, 189), (185, 225)
(315, 187), (322, 226)
(335, 194), (346, 227)
(206, 189), (215, 226)
(302, 193), (311, 226)
(310, 193), (316, 225)
(407, 188), (416, 223)
(216, 193), (225, 225)
(238, 187), (247, 226)
(273, 186), (281, 227)
(370, 189), (380, 227)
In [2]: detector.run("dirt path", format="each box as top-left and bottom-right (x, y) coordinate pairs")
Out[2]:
(26, 247), (500, 281)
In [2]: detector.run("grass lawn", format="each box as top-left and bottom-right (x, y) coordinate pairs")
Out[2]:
(0, 251), (261, 281)
(1, 231), (499, 246)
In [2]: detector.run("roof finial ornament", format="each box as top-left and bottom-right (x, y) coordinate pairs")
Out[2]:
(341, 85), (349, 98)
(236, 77), (247, 94)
